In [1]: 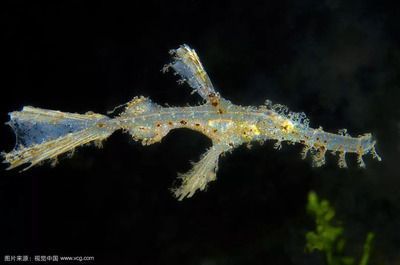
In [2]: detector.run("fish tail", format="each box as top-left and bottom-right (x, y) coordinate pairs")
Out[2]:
(2, 106), (116, 171)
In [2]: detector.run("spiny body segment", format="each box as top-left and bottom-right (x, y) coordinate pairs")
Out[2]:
(2, 44), (381, 200)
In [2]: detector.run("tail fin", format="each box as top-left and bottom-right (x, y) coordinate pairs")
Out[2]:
(2, 106), (115, 171)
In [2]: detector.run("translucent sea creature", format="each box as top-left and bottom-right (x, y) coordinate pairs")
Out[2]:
(2, 44), (381, 200)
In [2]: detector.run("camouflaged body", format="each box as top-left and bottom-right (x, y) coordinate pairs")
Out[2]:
(3, 45), (381, 200)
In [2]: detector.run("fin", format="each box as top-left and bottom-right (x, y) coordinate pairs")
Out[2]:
(171, 143), (232, 200)
(163, 44), (220, 103)
(3, 106), (115, 170)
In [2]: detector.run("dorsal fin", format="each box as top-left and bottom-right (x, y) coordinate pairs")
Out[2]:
(163, 44), (220, 104)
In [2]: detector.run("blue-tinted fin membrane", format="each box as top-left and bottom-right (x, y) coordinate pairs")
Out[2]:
(166, 44), (218, 100)
(9, 110), (86, 147)
(3, 106), (114, 170)
(8, 106), (106, 147)
(171, 60), (207, 93)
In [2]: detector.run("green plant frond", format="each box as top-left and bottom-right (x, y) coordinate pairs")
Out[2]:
(305, 191), (375, 265)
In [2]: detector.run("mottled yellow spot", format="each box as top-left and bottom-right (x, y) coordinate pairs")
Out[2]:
(248, 124), (260, 135)
(237, 123), (261, 141)
(281, 119), (294, 133)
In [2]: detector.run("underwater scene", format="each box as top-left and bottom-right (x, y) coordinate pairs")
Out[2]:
(1, 1), (399, 264)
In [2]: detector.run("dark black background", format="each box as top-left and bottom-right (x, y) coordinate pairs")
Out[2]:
(1, 1), (400, 264)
